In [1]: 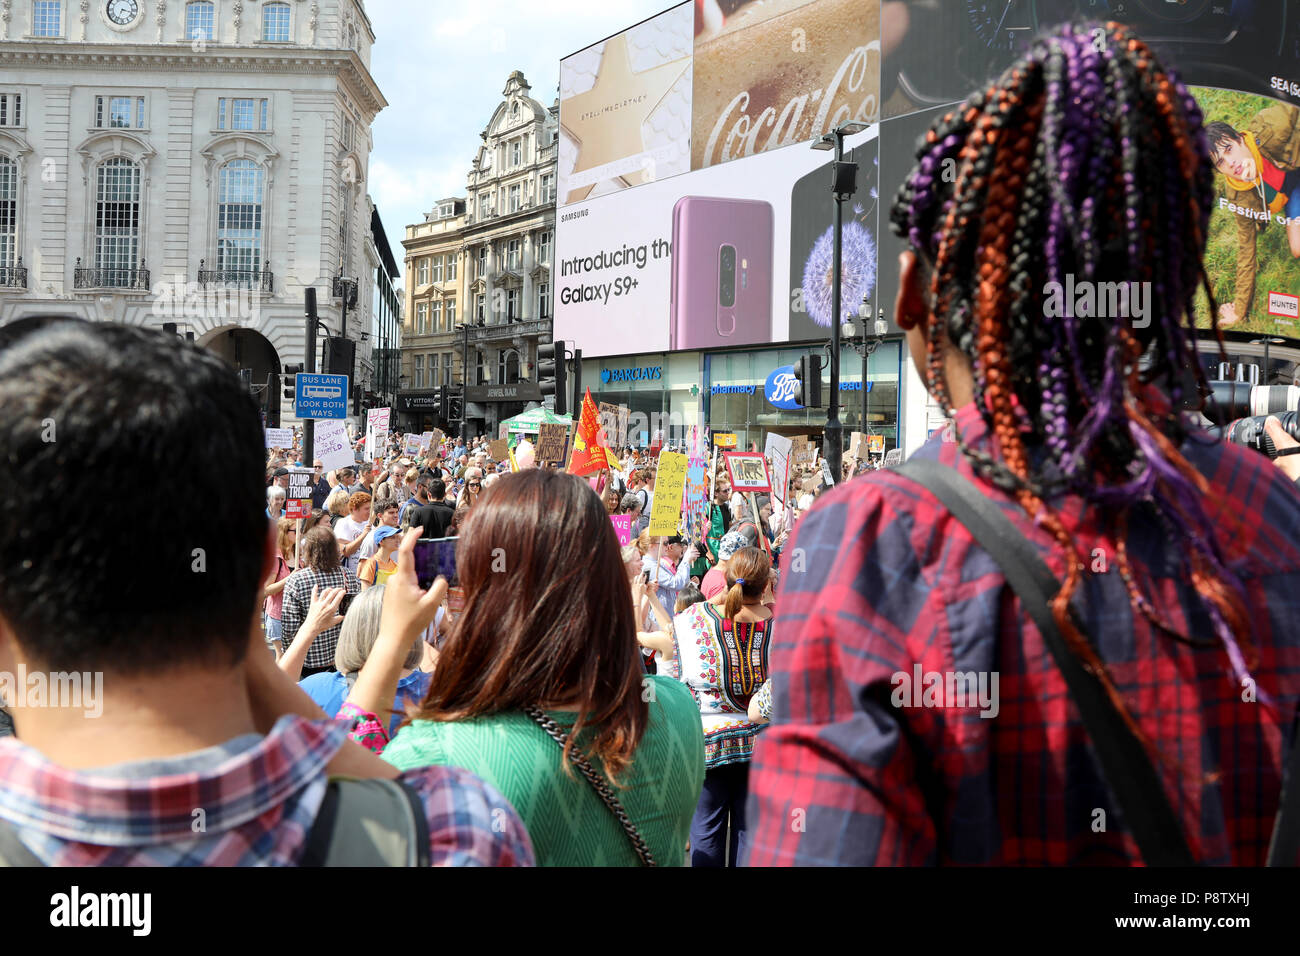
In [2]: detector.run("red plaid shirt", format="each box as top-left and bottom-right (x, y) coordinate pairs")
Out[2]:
(747, 402), (1300, 866)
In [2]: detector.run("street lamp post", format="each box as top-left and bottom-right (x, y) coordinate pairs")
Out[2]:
(456, 322), (470, 442)
(811, 121), (868, 482)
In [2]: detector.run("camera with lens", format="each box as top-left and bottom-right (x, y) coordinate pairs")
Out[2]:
(718, 244), (736, 308)
(1202, 380), (1300, 459)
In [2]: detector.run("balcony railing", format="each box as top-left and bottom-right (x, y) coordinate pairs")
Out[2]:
(197, 259), (274, 292)
(74, 258), (150, 291)
(0, 257), (27, 289)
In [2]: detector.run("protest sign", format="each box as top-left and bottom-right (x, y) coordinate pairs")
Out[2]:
(617, 405), (630, 449)
(713, 432), (738, 449)
(849, 432), (869, 461)
(648, 451), (689, 536)
(314, 419), (354, 473)
(264, 427), (293, 449)
(489, 439), (509, 461)
(884, 448), (904, 467)
(419, 431), (435, 453)
(535, 424), (568, 464)
(598, 403), (619, 448)
(724, 451), (772, 493)
(403, 433), (422, 457)
(868, 434), (885, 455)
(610, 514), (633, 547)
(821, 457), (837, 487)
(764, 433), (794, 509)
(791, 435), (814, 465)
(285, 467), (313, 519)
(683, 454), (710, 539)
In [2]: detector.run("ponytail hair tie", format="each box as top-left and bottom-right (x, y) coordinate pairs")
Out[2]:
(735, 578), (746, 586)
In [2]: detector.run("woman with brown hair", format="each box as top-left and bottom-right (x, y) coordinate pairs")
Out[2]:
(347, 469), (705, 865)
(260, 517), (298, 659)
(670, 545), (772, 866)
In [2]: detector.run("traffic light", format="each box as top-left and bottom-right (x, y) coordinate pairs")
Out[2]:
(437, 386), (449, 422)
(538, 341), (568, 416)
(447, 388), (463, 423)
(793, 353), (823, 408)
(324, 336), (355, 379)
(283, 363), (303, 402)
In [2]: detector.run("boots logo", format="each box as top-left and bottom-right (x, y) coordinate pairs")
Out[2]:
(765, 366), (803, 410)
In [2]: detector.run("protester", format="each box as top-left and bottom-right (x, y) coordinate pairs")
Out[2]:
(637, 532), (698, 633)
(341, 471), (706, 865)
(0, 319), (533, 866)
(700, 531), (747, 600)
(266, 485), (286, 521)
(334, 491), (372, 575)
(309, 459), (332, 509)
(449, 467), (483, 534)
(297, 584), (431, 738)
(408, 478), (455, 539)
(281, 525), (361, 677)
(747, 22), (1300, 866)
(357, 497), (400, 562)
(674, 546), (773, 866)
(261, 517), (298, 659)
(358, 526), (401, 588)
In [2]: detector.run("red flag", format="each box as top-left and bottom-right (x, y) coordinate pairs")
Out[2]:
(568, 389), (606, 477)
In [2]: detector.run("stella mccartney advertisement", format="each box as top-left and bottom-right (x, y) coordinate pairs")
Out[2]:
(556, 0), (1300, 358)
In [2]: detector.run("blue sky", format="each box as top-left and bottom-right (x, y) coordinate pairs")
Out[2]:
(366, 0), (674, 277)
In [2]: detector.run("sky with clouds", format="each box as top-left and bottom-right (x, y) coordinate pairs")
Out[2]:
(365, 0), (674, 278)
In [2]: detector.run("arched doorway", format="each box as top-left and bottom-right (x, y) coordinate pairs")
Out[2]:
(201, 326), (282, 426)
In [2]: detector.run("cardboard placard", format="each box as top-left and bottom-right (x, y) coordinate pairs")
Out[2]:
(713, 432), (738, 449)
(647, 451), (689, 537)
(868, 434), (885, 455)
(489, 439), (509, 461)
(535, 423), (568, 464)
(598, 402), (620, 449)
(791, 435), (814, 465)
(883, 448), (904, 467)
(764, 433), (794, 509)
(724, 451), (772, 493)
(264, 427), (293, 449)
(314, 420), (354, 473)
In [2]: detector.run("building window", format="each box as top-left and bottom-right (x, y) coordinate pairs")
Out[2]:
(94, 158), (141, 280)
(506, 239), (520, 271)
(262, 1), (290, 42)
(446, 298), (456, 327)
(185, 1), (214, 41)
(538, 280), (550, 319)
(0, 156), (17, 268)
(417, 258), (429, 285)
(438, 202), (453, 218)
(429, 353), (438, 384)
(476, 246), (487, 279)
(32, 0), (61, 37)
(508, 183), (521, 213)
(506, 288), (519, 321)
(0, 94), (22, 128)
(478, 194), (491, 220)
(474, 292), (484, 323)
(341, 116), (355, 152)
(431, 255), (442, 283)
(431, 299), (442, 332)
(443, 352), (453, 385)
(511, 140), (522, 167)
(216, 159), (264, 275)
(476, 350), (486, 385)
(540, 173), (554, 204)
(416, 301), (428, 334)
(217, 97), (268, 131)
(414, 353), (423, 388)
(537, 230), (551, 264)
(96, 95), (146, 129)
(447, 254), (457, 281)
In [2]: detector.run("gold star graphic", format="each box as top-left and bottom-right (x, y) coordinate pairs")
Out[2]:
(561, 33), (689, 204)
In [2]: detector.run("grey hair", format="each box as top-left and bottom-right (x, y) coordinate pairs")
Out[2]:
(333, 584), (424, 674)
(267, 485), (286, 502)
(325, 488), (350, 516)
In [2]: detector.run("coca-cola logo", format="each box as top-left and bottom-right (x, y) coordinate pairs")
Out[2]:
(700, 41), (881, 169)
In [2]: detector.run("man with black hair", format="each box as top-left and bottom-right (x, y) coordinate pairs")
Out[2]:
(408, 479), (455, 540)
(0, 320), (533, 866)
(1205, 103), (1300, 327)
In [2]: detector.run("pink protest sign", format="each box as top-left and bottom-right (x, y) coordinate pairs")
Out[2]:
(610, 514), (633, 547)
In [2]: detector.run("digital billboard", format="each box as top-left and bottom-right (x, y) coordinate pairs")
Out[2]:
(559, 0), (1300, 356)
(556, 0), (883, 358)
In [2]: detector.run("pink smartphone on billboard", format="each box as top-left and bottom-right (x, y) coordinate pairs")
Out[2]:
(670, 196), (773, 350)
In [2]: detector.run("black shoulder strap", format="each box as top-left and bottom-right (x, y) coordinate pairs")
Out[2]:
(1268, 708), (1300, 866)
(894, 458), (1197, 866)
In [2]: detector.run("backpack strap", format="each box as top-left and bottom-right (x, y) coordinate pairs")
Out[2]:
(0, 818), (44, 867)
(1267, 707), (1300, 866)
(894, 457), (1197, 866)
(300, 778), (430, 867)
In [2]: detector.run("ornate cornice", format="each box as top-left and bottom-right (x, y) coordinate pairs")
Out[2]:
(0, 43), (388, 116)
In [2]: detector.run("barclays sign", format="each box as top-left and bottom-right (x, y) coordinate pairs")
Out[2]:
(601, 366), (662, 384)
(764, 366), (803, 410)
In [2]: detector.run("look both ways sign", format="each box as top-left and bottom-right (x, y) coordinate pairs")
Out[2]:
(295, 373), (348, 420)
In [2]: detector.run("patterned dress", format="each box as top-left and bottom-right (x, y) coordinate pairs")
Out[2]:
(672, 602), (771, 769)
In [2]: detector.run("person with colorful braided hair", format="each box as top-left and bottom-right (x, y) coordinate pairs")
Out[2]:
(747, 22), (1300, 867)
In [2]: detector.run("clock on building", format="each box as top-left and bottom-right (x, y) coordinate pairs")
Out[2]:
(105, 0), (139, 27)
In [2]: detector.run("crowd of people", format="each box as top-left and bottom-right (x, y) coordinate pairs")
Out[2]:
(0, 22), (1298, 867)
